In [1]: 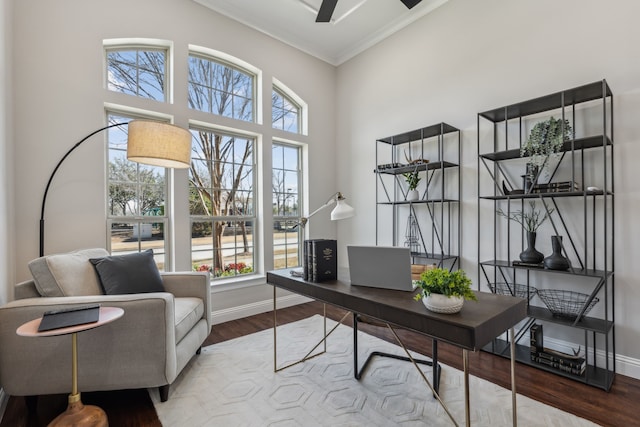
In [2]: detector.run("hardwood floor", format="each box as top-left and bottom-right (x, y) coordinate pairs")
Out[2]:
(2, 301), (635, 426)
(207, 301), (635, 427)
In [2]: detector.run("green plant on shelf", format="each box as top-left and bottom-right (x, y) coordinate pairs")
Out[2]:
(403, 169), (421, 191)
(521, 117), (572, 176)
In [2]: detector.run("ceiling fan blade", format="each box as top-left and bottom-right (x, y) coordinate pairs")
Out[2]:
(400, 0), (422, 9)
(316, 0), (338, 22)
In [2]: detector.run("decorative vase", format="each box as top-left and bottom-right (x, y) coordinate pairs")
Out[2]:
(519, 231), (544, 264)
(422, 293), (464, 314)
(543, 235), (571, 270)
(407, 189), (419, 201)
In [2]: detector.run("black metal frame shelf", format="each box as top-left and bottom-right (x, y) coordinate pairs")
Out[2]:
(411, 252), (458, 261)
(527, 306), (614, 334)
(375, 161), (459, 175)
(484, 338), (615, 391)
(378, 198), (459, 205)
(480, 260), (613, 279)
(377, 123), (459, 145)
(476, 79), (615, 390)
(480, 190), (611, 200)
(479, 135), (612, 162)
(375, 123), (461, 269)
(478, 80), (613, 123)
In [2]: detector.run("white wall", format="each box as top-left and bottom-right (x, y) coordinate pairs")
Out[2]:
(336, 0), (640, 374)
(10, 0), (336, 313)
(0, 0), (13, 305)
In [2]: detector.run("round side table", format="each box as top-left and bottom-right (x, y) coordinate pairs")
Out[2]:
(17, 306), (124, 427)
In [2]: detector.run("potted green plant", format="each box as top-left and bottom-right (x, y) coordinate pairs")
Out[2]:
(497, 201), (554, 264)
(413, 268), (477, 314)
(521, 117), (572, 181)
(403, 169), (421, 201)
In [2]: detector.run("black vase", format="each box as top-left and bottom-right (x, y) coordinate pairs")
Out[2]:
(543, 235), (571, 270)
(520, 231), (544, 264)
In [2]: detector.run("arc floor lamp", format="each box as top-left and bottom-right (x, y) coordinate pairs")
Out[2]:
(39, 120), (192, 257)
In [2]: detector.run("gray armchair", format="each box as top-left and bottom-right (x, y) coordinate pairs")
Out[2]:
(0, 248), (212, 402)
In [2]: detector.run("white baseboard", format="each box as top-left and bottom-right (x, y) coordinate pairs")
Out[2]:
(211, 294), (312, 325)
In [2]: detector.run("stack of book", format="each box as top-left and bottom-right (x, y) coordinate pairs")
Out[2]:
(530, 323), (586, 376)
(528, 181), (580, 194)
(303, 239), (337, 282)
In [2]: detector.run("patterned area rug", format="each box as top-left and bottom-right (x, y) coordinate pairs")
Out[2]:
(152, 315), (598, 426)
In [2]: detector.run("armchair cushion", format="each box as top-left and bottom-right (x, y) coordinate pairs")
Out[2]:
(28, 248), (109, 297)
(90, 249), (165, 295)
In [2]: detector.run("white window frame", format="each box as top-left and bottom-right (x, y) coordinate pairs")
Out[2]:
(273, 78), (308, 135)
(272, 140), (303, 269)
(104, 106), (176, 270)
(104, 38), (173, 103)
(188, 45), (262, 125)
(188, 123), (259, 281)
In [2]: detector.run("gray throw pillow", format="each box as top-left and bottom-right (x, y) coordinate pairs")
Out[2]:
(28, 248), (109, 297)
(90, 249), (165, 295)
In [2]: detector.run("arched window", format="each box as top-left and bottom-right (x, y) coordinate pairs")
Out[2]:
(272, 88), (301, 133)
(104, 41), (307, 283)
(188, 54), (255, 122)
(106, 46), (167, 102)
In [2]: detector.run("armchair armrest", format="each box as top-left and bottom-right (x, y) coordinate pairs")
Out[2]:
(161, 271), (211, 329)
(0, 293), (178, 396)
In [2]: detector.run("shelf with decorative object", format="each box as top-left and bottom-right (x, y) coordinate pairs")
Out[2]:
(375, 123), (460, 269)
(477, 79), (615, 391)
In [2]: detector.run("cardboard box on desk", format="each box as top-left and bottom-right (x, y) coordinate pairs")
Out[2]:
(411, 263), (437, 281)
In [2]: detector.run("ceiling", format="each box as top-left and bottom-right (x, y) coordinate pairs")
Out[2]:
(193, 0), (450, 66)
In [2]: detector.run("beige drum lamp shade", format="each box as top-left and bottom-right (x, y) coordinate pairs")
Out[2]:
(127, 120), (192, 169)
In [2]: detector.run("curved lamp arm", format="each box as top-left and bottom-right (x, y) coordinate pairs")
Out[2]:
(39, 122), (126, 257)
(38, 120), (191, 257)
(298, 192), (355, 229)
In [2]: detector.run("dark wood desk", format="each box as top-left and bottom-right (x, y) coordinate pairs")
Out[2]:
(267, 269), (527, 426)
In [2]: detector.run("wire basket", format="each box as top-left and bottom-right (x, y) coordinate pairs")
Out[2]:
(489, 283), (537, 301)
(537, 289), (599, 320)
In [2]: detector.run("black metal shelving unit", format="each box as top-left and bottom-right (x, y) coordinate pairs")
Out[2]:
(375, 123), (461, 269)
(476, 80), (615, 390)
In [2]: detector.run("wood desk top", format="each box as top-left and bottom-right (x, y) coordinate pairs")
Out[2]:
(16, 307), (124, 337)
(268, 269), (527, 351)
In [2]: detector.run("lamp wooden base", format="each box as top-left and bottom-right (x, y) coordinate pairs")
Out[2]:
(48, 393), (108, 427)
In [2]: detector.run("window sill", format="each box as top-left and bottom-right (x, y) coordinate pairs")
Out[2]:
(209, 274), (267, 293)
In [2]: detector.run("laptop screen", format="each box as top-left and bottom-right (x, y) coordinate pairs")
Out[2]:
(347, 245), (414, 291)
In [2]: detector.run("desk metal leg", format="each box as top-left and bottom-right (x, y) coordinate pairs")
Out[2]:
(463, 349), (470, 427)
(386, 323), (459, 427)
(352, 313), (441, 396)
(510, 327), (518, 427)
(273, 286), (349, 372)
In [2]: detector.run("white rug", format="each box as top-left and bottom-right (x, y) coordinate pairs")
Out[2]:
(152, 315), (599, 426)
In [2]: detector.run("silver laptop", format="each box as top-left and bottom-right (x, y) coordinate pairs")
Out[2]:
(347, 245), (413, 291)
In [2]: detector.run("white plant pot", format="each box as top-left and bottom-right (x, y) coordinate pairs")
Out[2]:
(407, 189), (419, 201)
(423, 293), (464, 314)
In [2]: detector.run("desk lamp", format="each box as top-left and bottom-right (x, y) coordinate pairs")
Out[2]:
(298, 191), (355, 230)
(290, 192), (355, 277)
